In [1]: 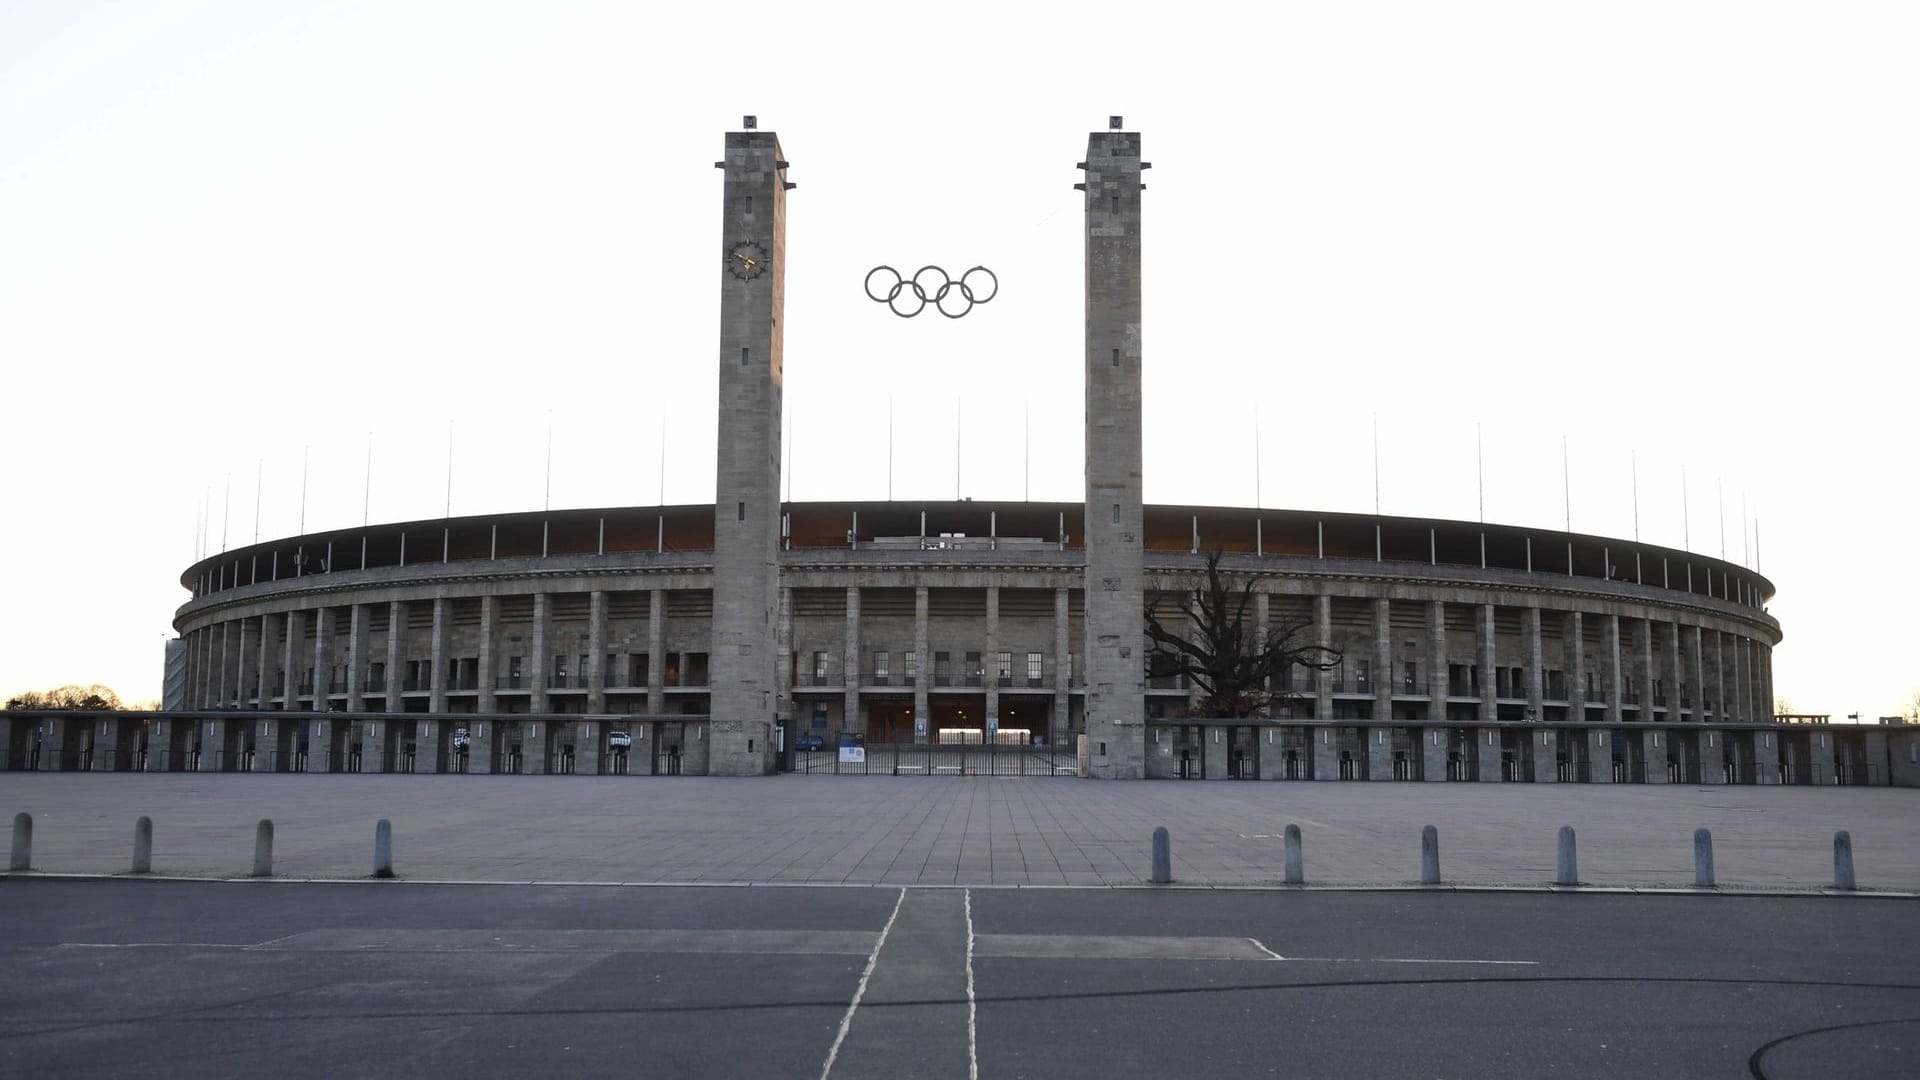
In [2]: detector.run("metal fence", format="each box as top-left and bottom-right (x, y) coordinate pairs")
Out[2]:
(794, 744), (1078, 777)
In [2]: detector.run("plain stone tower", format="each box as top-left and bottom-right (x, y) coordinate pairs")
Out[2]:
(709, 118), (790, 775)
(1080, 118), (1147, 778)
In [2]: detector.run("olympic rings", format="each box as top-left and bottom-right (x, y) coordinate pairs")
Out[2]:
(864, 264), (998, 318)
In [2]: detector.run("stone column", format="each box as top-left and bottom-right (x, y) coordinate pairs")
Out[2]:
(1421, 726), (1447, 782)
(984, 586), (1000, 738)
(386, 601), (405, 713)
(1253, 590), (1271, 696)
(1053, 587), (1071, 744)
(1564, 612), (1584, 719)
(1524, 607), (1545, 722)
(280, 612), (299, 710)
(1685, 624), (1704, 722)
(1862, 730), (1891, 786)
(914, 585), (931, 744)
(1603, 614), (1623, 724)
(1477, 728), (1501, 782)
(253, 717), (278, 772)
(647, 588), (666, 716)
(1696, 728), (1721, 785)
(362, 717), (387, 773)
(1760, 643), (1774, 720)
(235, 618), (254, 708)
(773, 586), (792, 742)
(1735, 637), (1750, 723)
(1710, 630), (1726, 721)
(843, 586), (861, 738)
(313, 607), (335, 711)
(1371, 599), (1392, 722)
(478, 595), (498, 714)
(588, 590), (608, 713)
(197, 717), (219, 772)
(346, 604), (366, 713)
(429, 597), (448, 714)
(1426, 601), (1447, 722)
(1312, 726), (1340, 781)
(1369, 726), (1394, 780)
(1477, 603), (1497, 723)
(91, 716), (119, 772)
(1590, 728), (1614, 783)
(416, 719), (440, 773)
(309, 716), (334, 773)
(469, 718), (495, 775)
(1807, 727), (1836, 785)
(217, 622), (231, 708)
(1202, 725), (1229, 779)
(1632, 617), (1653, 720)
(1314, 595), (1333, 720)
(1532, 728), (1557, 783)
(256, 615), (277, 710)
(525, 719), (548, 774)
(576, 719), (601, 775)
(530, 593), (549, 713)
(1640, 728), (1666, 783)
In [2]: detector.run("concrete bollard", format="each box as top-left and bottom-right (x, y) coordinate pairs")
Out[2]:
(1833, 830), (1855, 891)
(1149, 826), (1170, 884)
(374, 819), (395, 879)
(252, 819), (274, 878)
(1555, 826), (1578, 886)
(133, 816), (153, 874)
(9, 812), (30, 872)
(1693, 828), (1714, 888)
(1284, 824), (1304, 885)
(1421, 825), (1440, 886)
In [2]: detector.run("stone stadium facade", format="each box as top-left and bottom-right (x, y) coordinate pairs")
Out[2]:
(7, 119), (1913, 786)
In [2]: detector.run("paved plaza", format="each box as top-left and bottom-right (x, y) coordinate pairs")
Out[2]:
(5, 774), (1916, 890)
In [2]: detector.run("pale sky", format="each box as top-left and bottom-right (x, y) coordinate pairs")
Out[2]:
(2, 1), (1915, 718)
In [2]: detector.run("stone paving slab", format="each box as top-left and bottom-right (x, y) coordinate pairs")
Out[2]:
(3, 773), (1916, 890)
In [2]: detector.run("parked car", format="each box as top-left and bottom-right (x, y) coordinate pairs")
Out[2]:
(608, 731), (633, 749)
(794, 734), (825, 752)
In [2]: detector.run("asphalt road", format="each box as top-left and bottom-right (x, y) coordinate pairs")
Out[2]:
(1, 880), (1914, 1079)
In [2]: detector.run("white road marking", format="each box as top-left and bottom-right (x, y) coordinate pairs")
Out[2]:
(820, 887), (906, 1080)
(975, 933), (1533, 966)
(1247, 937), (1286, 961)
(964, 889), (979, 1080)
(1285, 956), (1539, 966)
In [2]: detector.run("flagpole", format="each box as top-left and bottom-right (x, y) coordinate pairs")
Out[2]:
(299, 445), (309, 537)
(1631, 450), (1639, 542)
(1372, 412), (1380, 515)
(221, 472), (230, 553)
(254, 458), (263, 544)
(444, 422), (454, 518)
(1562, 435), (1570, 532)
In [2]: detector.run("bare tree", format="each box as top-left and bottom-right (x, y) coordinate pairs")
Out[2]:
(5, 684), (123, 710)
(1145, 551), (1340, 717)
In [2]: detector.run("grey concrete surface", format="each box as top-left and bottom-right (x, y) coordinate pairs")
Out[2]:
(0, 881), (1914, 1079)
(2, 772), (1917, 890)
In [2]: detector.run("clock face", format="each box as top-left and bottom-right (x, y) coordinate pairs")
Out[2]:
(727, 240), (767, 280)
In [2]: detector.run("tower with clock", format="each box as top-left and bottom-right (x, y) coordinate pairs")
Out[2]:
(709, 117), (791, 775)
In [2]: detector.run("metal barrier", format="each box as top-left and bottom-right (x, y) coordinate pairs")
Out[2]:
(1835, 763), (1881, 787)
(795, 744), (1077, 777)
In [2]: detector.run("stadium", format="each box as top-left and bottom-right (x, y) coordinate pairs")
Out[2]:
(6, 119), (1910, 786)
